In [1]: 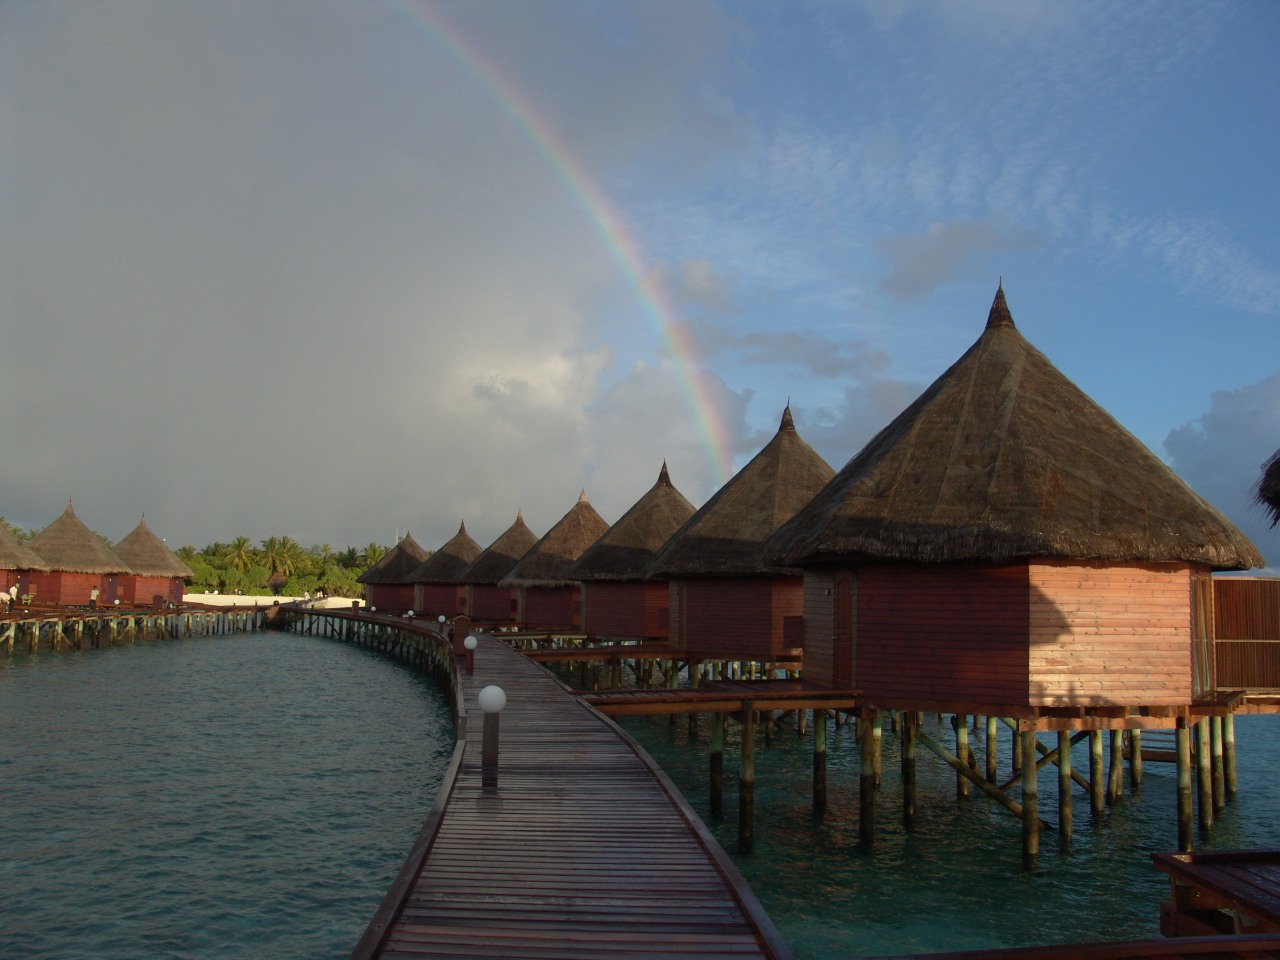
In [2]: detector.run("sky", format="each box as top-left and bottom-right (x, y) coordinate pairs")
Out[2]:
(2, 0), (1277, 571)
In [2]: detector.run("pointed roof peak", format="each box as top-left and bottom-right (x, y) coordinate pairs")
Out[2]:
(986, 283), (1015, 331)
(779, 404), (795, 431)
(578, 488), (589, 503)
(658, 460), (671, 485)
(457, 519), (468, 534)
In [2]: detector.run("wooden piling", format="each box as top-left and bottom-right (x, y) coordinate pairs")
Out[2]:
(1211, 716), (1225, 814)
(1176, 720), (1193, 852)
(1020, 730), (1039, 867)
(1107, 729), (1123, 804)
(1196, 718), (1213, 834)
(739, 702), (755, 854)
(1129, 729), (1143, 789)
(1057, 729), (1072, 843)
(859, 708), (877, 851)
(901, 711), (916, 826)
(1224, 713), (1238, 797)
(954, 714), (970, 799)
(813, 709), (826, 815)
(1089, 730), (1105, 815)
(710, 711), (724, 818)
(985, 716), (998, 783)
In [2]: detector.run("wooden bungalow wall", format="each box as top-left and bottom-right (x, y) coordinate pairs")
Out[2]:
(1028, 560), (1194, 707)
(582, 581), (669, 640)
(118, 575), (183, 605)
(467, 584), (517, 623)
(21, 572), (120, 606)
(668, 576), (803, 661)
(517, 586), (581, 630)
(415, 583), (465, 619)
(1214, 576), (1280, 689)
(367, 583), (414, 614)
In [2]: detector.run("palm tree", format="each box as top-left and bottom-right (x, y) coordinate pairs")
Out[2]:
(359, 541), (386, 568)
(337, 547), (361, 569)
(223, 536), (254, 573)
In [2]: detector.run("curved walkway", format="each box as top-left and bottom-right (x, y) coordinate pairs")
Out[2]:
(365, 632), (790, 960)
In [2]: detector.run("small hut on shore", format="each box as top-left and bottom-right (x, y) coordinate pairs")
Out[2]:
(645, 407), (835, 662)
(356, 533), (430, 614)
(500, 491), (609, 629)
(766, 287), (1263, 704)
(569, 462), (696, 642)
(1259, 449), (1280, 528)
(25, 502), (132, 606)
(113, 516), (194, 606)
(0, 523), (50, 601)
(408, 521), (482, 619)
(456, 512), (539, 624)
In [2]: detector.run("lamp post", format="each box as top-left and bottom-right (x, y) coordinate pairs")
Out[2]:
(478, 684), (506, 791)
(464, 634), (478, 674)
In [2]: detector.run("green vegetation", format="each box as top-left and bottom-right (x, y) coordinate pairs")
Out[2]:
(176, 537), (387, 598)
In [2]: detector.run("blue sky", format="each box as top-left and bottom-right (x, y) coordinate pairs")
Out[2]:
(2, 0), (1277, 570)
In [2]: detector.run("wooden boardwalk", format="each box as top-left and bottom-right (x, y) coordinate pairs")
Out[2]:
(360, 632), (791, 960)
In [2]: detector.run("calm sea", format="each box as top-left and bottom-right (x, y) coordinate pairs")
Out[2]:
(4, 635), (1279, 959)
(0, 633), (453, 960)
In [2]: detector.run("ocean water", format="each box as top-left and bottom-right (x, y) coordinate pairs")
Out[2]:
(4, 634), (1278, 960)
(0, 633), (453, 960)
(620, 710), (1280, 958)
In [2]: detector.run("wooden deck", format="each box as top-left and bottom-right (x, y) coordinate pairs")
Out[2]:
(357, 632), (791, 960)
(1153, 850), (1280, 937)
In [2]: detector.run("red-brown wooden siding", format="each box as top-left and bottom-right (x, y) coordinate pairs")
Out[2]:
(676, 576), (803, 661)
(415, 583), (464, 619)
(582, 581), (670, 640)
(367, 583), (415, 614)
(118, 575), (182, 605)
(467, 584), (516, 623)
(518, 586), (580, 629)
(1212, 576), (1280, 689)
(857, 563), (1030, 706)
(801, 571), (837, 686)
(1028, 560), (1193, 707)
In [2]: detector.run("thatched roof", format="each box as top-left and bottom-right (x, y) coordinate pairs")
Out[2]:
(113, 516), (194, 578)
(767, 287), (1264, 571)
(569, 462), (696, 581)
(0, 523), (50, 572)
(645, 407), (835, 577)
(28, 502), (131, 575)
(407, 521), (483, 583)
(501, 491), (610, 588)
(1259, 449), (1280, 528)
(356, 533), (430, 585)
(456, 512), (540, 585)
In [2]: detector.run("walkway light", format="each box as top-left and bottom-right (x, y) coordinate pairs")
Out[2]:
(463, 634), (478, 674)
(478, 684), (506, 791)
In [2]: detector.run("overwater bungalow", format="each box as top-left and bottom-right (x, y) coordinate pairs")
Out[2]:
(112, 515), (194, 606)
(24, 501), (132, 606)
(645, 406), (834, 664)
(569, 462), (696, 643)
(0, 522), (49, 602)
(500, 490), (609, 630)
(356, 533), (429, 614)
(767, 286), (1261, 704)
(407, 521), (482, 620)
(456, 511), (539, 624)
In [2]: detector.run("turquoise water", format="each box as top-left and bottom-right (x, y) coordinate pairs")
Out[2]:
(0, 633), (453, 960)
(621, 711), (1280, 958)
(4, 635), (1278, 960)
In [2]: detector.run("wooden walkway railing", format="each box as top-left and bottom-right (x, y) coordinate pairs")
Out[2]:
(348, 627), (791, 960)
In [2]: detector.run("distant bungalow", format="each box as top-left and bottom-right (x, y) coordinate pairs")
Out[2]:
(356, 533), (429, 614)
(113, 515), (194, 606)
(25, 501), (131, 606)
(568, 462), (696, 642)
(500, 490), (609, 630)
(408, 521), (482, 620)
(456, 511), (539, 624)
(0, 522), (50, 601)
(766, 287), (1262, 707)
(645, 407), (835, 663)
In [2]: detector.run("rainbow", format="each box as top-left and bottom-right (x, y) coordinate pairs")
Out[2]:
(387, 0), (732, 487)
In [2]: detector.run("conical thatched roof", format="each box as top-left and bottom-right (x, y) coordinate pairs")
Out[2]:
(501, 491), (610, 588)
(356, 533), (430, 585)
(0, 523), (50, 572)
(407, 521), (483, 583)
(113, 516), (194, 578)
(767, 287), (1263, 571)
(569, 462), (696, 581)
(1258, 450), (1280, 529)
(457, 512), (540, 585)
(28, 502), (131, 575)
(645, 407), (835, 577)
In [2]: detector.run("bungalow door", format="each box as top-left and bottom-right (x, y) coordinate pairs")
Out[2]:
(833, 571), (854, 688)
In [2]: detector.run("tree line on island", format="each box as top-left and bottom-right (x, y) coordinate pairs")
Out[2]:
(2, 519), (401, 599)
